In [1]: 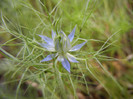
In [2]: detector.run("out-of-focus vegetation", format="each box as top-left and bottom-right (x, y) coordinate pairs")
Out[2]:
(0, 0), (133, 99)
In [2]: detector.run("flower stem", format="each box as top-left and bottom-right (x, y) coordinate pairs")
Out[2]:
(53, 59), (67, 99)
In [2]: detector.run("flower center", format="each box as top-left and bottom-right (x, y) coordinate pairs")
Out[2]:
(54, 35), (71, 55)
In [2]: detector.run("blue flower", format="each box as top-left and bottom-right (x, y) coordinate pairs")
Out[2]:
(39, 26), (86, 72)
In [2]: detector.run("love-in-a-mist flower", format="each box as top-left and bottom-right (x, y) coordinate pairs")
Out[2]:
(39, 26), (86, 72)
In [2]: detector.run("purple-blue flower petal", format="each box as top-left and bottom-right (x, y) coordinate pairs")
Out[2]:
(52, 30), (56, 39)
(67, 53), (79, 63)
(60, 31), (66, 37)
(39, 35), (54, 46)
(39, 43), (55, 51)
(68, 26), (76, 42)
(69, 42), (86, 51)
(57, 55), (64, 62)
(61, 58), (70, 73)
(39, 43), (49, 49)
(40, 54), (55, 62)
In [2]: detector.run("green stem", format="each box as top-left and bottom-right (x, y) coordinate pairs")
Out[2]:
(53, 59), (67, 99)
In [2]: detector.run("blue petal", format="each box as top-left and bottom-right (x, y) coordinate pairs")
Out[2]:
(39, 43), (55, 51)
(68, 26), (76, 42)
(61, 58), (70, 73)
(39, 35), (54, 46)
(52, 30), (56, 39)
(69, 42), (86, 51)
(60, 31), (66, 37)
(67, 53), (79, 63)
(40, 54), (55, 62)
(57, 55), (64, 62)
